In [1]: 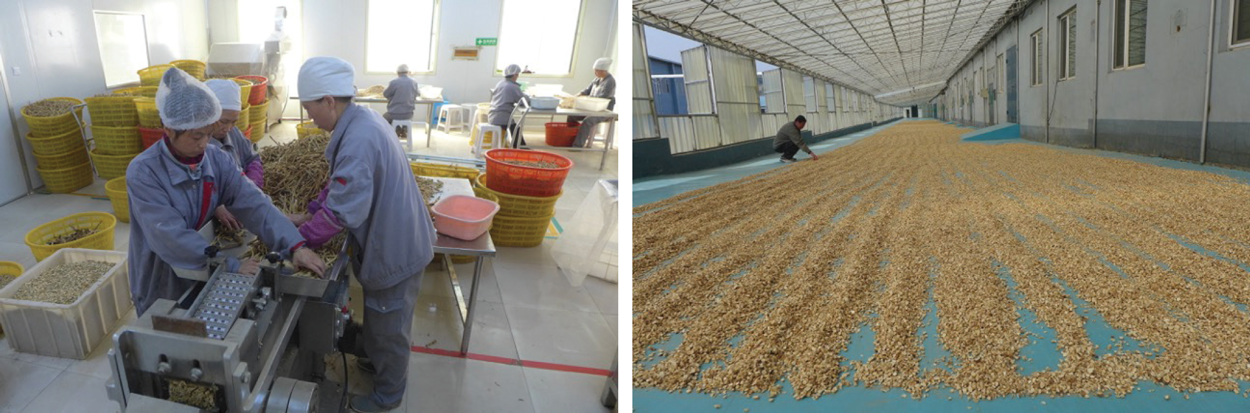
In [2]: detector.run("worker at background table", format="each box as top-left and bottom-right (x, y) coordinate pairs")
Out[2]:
(125, 68), (325, 316)
(291, 56), (435, 413)
(568, 57), (616, 147)
(774, 115), (819, 163)
(490, 63), (528, 148)
(382, 63), (419, 139)
(205, 79), (264, 232)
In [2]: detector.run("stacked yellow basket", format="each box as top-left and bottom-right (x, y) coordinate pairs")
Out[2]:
(85, 95), (142, 180)
(248, 99), (269, 143)
(472, 173), (560, 247)
(22, 98), (92, 193)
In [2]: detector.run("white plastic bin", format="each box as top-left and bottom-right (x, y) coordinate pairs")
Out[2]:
(573, 96), (611, 112)
(0, 248), (130, 359)
(530, 96), (560, 110)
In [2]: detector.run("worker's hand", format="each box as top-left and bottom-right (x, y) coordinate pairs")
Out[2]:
(238, 258), (260, 275)
(810, 153), (819, 161)
(293, 247), (326, 278)
(287, 212), (311, 226)
(215, 205), (242, 231)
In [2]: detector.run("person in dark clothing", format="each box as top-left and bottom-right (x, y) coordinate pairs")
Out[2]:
(773, 115), (819, 163)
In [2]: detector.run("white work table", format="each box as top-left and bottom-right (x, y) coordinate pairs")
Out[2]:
(510, 100), (618, 171)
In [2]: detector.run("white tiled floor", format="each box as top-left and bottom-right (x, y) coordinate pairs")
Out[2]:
(0, 118), (618, 412)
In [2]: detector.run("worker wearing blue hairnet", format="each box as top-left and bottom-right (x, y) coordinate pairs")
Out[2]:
(489, 63), (528, 147)
(292, 56), (435, 413)
(125, 68), (325, 316)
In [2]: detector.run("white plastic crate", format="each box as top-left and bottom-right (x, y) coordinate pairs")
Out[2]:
(573, 96), (611, 112)
(0, 248), (130, 359)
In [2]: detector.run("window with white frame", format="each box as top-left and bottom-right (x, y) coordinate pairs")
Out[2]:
(803, 76), (818, 112)
(1113, 0), (1147, 69)
(366, 0), (438, 73)
(94, 12), (149, 87)
(761, 69), (785, 114)
(1234, 0), (1250, 46)
(1031, 29), (1044, 86)
(496, 0), (581, 75)
(1059, 9), (1077, 80)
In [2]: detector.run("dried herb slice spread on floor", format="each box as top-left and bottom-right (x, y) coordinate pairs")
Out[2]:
(633, 120), (1250, 400)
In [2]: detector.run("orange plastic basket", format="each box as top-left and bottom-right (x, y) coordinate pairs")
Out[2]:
(236, 76), (268, 105)
(544, 122), (579, 147)
(139, 127), (164, 150)
(483, 149), (573, 197)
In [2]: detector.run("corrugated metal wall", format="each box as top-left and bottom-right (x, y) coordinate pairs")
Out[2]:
(782, 69), (806, 121)
(680, 47), (714, 114)
(709, 47), (762, 146)
(632, 22), (660, 140)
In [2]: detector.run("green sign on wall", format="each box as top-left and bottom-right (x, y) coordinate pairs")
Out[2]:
(475, 38), (497, 46)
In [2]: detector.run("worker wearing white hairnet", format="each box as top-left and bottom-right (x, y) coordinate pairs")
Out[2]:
(567, 57), (617, 147)
(292, 56), (435, 413)
(489, 63), (529, 147)
(125, 68), (325, 316)
(383, 63), (420, 139)
(204, 79), (265, 232)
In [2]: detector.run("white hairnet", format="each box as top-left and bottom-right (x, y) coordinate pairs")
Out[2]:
(504, 64), (522, 77)
(397, 64), (409, 73)
(298, 56), (356, 102)
(156, 68), (221, 130)
(204, 79), (242, 111)
(593, 58), (612, 71)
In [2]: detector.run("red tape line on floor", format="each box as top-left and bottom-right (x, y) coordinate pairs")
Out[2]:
(410, 345), (612, 377)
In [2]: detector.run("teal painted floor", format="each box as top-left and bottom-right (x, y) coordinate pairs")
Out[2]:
(633, 119), (1250, 412)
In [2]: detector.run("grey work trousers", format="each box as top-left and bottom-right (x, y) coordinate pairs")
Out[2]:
(362, 270), (423, 406)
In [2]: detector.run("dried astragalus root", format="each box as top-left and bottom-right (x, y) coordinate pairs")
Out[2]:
(633, 120), (1250, 402)
(13, 260), (113, 304)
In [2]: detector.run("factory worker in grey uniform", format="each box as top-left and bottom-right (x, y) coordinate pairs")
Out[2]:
(490, 63), (528, 148)
(125, 68), (325, 316)
(382, 63), (419, 138)
(291, 56), (435, 413)
(568, 57), (616, 147)
(205, 79), (265, 232)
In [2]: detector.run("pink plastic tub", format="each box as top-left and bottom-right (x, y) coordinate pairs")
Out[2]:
(432, 195), (500, 241)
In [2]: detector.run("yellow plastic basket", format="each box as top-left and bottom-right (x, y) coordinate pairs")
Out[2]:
(248, 120), (266, 143)
(488, 213), (552, 248)
(235, 103), (251, 130)
(232, 79), (253, 104)
(137, 64), (173, 87)
(473, 174), (561, 218)
(24, 212), (117, 262)
(411, 162), (480, 180)
(89, 149), (138, 180)
(170, 60), (206, 80)
(22, 97), (84, 138)
(36, 162), (94, 194)
(113, 86), (157, 98)
(297, 122), (326, 139)
(0, 261), (22, 278)
(84, 96), (139, 127)
(249, 99), (269, 120)
(24, 129), (84, 155)
(134, 98), (162, 128)
(105, 176), (129, 223)
(90, 125), (142, 155)
(33, 146), (89, 170)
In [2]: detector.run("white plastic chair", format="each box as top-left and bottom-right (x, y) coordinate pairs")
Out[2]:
(436, 104), (467, 134)
(473, 123), (503, 158)
(390, 119), (421, 152)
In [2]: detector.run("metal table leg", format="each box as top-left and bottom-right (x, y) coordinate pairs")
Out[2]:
(459, 257), (485, 355)
(600, 117), (616, 171)
(445, 253), (468, 323)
